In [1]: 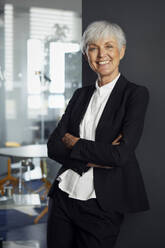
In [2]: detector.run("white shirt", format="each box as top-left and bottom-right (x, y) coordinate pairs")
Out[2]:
(57, 74), (120, 200)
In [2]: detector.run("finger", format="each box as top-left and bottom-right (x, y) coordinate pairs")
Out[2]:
(65, 133), (70, 138)
(87, 163), (94, 167)
(112, 138), (118, 144)
(112, 134), (122, 144)
(62, 134), (67, 141)
(112, 142), (120, 146)
(87, 163), (113, 169)
(112, 139), (120, 144)
(62, 136), (69, 145)
(115, 134), (122, 142)
(66, 133), (74, 138)
(62, 135), (68, 141)
(112, 140), (117, 144)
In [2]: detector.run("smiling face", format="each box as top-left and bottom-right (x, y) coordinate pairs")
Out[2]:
(86, 36), (125, 85)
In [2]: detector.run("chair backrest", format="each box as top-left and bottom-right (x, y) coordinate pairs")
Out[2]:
(5, 142), (21, 163)
(5, 142), (20, 147)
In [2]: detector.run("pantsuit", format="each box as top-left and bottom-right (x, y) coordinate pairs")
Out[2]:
(47, 181), (124, 248)
(47, 75), (150, 247)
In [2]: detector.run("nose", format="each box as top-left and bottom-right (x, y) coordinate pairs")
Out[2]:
(98, 47), (106, 58)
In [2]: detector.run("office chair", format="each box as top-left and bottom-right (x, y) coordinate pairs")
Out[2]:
(0, 142), (20, 194)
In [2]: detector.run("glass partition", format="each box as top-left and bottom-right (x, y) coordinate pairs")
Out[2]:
(0, 4), (82, 145)
(0, 1), (82, 247)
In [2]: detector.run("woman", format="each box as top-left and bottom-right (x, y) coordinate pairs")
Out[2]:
(47, 20), (150, 248)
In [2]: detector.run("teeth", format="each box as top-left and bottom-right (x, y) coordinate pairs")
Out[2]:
(98, 61), (109, 65)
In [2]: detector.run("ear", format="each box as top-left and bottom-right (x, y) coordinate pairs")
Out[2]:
(119, 45), (126, 60)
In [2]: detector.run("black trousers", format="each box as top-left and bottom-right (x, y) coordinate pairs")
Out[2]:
(47, 182), (124, 248)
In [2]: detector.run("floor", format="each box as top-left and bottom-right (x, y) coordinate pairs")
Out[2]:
(6, 223), (47, 248)
(0, 158), (60, 248)
(0, 179), (48, 248)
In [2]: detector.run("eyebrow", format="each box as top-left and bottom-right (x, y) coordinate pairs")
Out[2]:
(105, 41), (115, 44)
(88, 43), (97, 46)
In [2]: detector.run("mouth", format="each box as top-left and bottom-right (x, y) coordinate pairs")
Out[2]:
(97, 60), (110, 65)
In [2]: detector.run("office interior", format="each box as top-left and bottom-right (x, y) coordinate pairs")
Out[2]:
(1, 0), (165, 247)
(0, 0), (82, 247)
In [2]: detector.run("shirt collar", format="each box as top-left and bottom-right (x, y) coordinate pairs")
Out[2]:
(95, 73), (120, 96)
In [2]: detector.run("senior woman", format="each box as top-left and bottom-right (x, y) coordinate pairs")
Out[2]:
(47, 20), (149, 248)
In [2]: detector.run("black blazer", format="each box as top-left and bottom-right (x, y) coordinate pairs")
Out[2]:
(47, 75), (150, 213)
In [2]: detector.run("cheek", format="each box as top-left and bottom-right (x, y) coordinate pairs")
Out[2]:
(113, 54), (121, 63)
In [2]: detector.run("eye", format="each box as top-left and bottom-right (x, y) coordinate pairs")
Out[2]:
(88, 47), (97, 52)
(106, 45), (113, 49)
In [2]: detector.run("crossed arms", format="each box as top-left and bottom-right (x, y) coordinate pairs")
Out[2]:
(47, 86), (149, 170)
(62, 133), (122, 168)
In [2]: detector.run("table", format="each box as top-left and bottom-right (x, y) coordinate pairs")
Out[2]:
(0, 144), (47, 159)
(0, 144), (47, 195)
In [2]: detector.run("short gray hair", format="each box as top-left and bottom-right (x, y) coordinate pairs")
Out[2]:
(81, 20), (126, 54)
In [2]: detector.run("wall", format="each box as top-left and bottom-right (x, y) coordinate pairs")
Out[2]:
(82, 0), (165, 247)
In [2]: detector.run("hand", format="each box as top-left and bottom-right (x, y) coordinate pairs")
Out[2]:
(112, 134), (122, 145)
(62, 133), (80, 149)
(87, 162), (113, 169)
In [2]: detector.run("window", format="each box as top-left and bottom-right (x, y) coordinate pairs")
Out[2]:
(3, 4), (82, 144)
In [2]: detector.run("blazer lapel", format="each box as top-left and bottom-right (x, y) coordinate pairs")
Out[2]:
(73, 84), (96, 136)
(96, 75), (128, 134)
(79, 84), (96, 122)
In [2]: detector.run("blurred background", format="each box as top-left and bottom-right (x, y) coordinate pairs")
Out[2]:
(0, 0), (82, 247)
(0, 0), (82, 147)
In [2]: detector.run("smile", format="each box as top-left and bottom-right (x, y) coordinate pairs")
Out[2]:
(98, 61), (109, 65)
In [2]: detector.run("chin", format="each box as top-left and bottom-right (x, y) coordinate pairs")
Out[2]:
(99, 71), (113, 77)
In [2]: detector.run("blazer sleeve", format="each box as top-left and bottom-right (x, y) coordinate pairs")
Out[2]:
(47, 88), (89, 175)
(70, 86), (149, 168)
(47, 89), (80, 164)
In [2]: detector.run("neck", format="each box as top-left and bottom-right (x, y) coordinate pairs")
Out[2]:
(98, 72), (120, 87)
